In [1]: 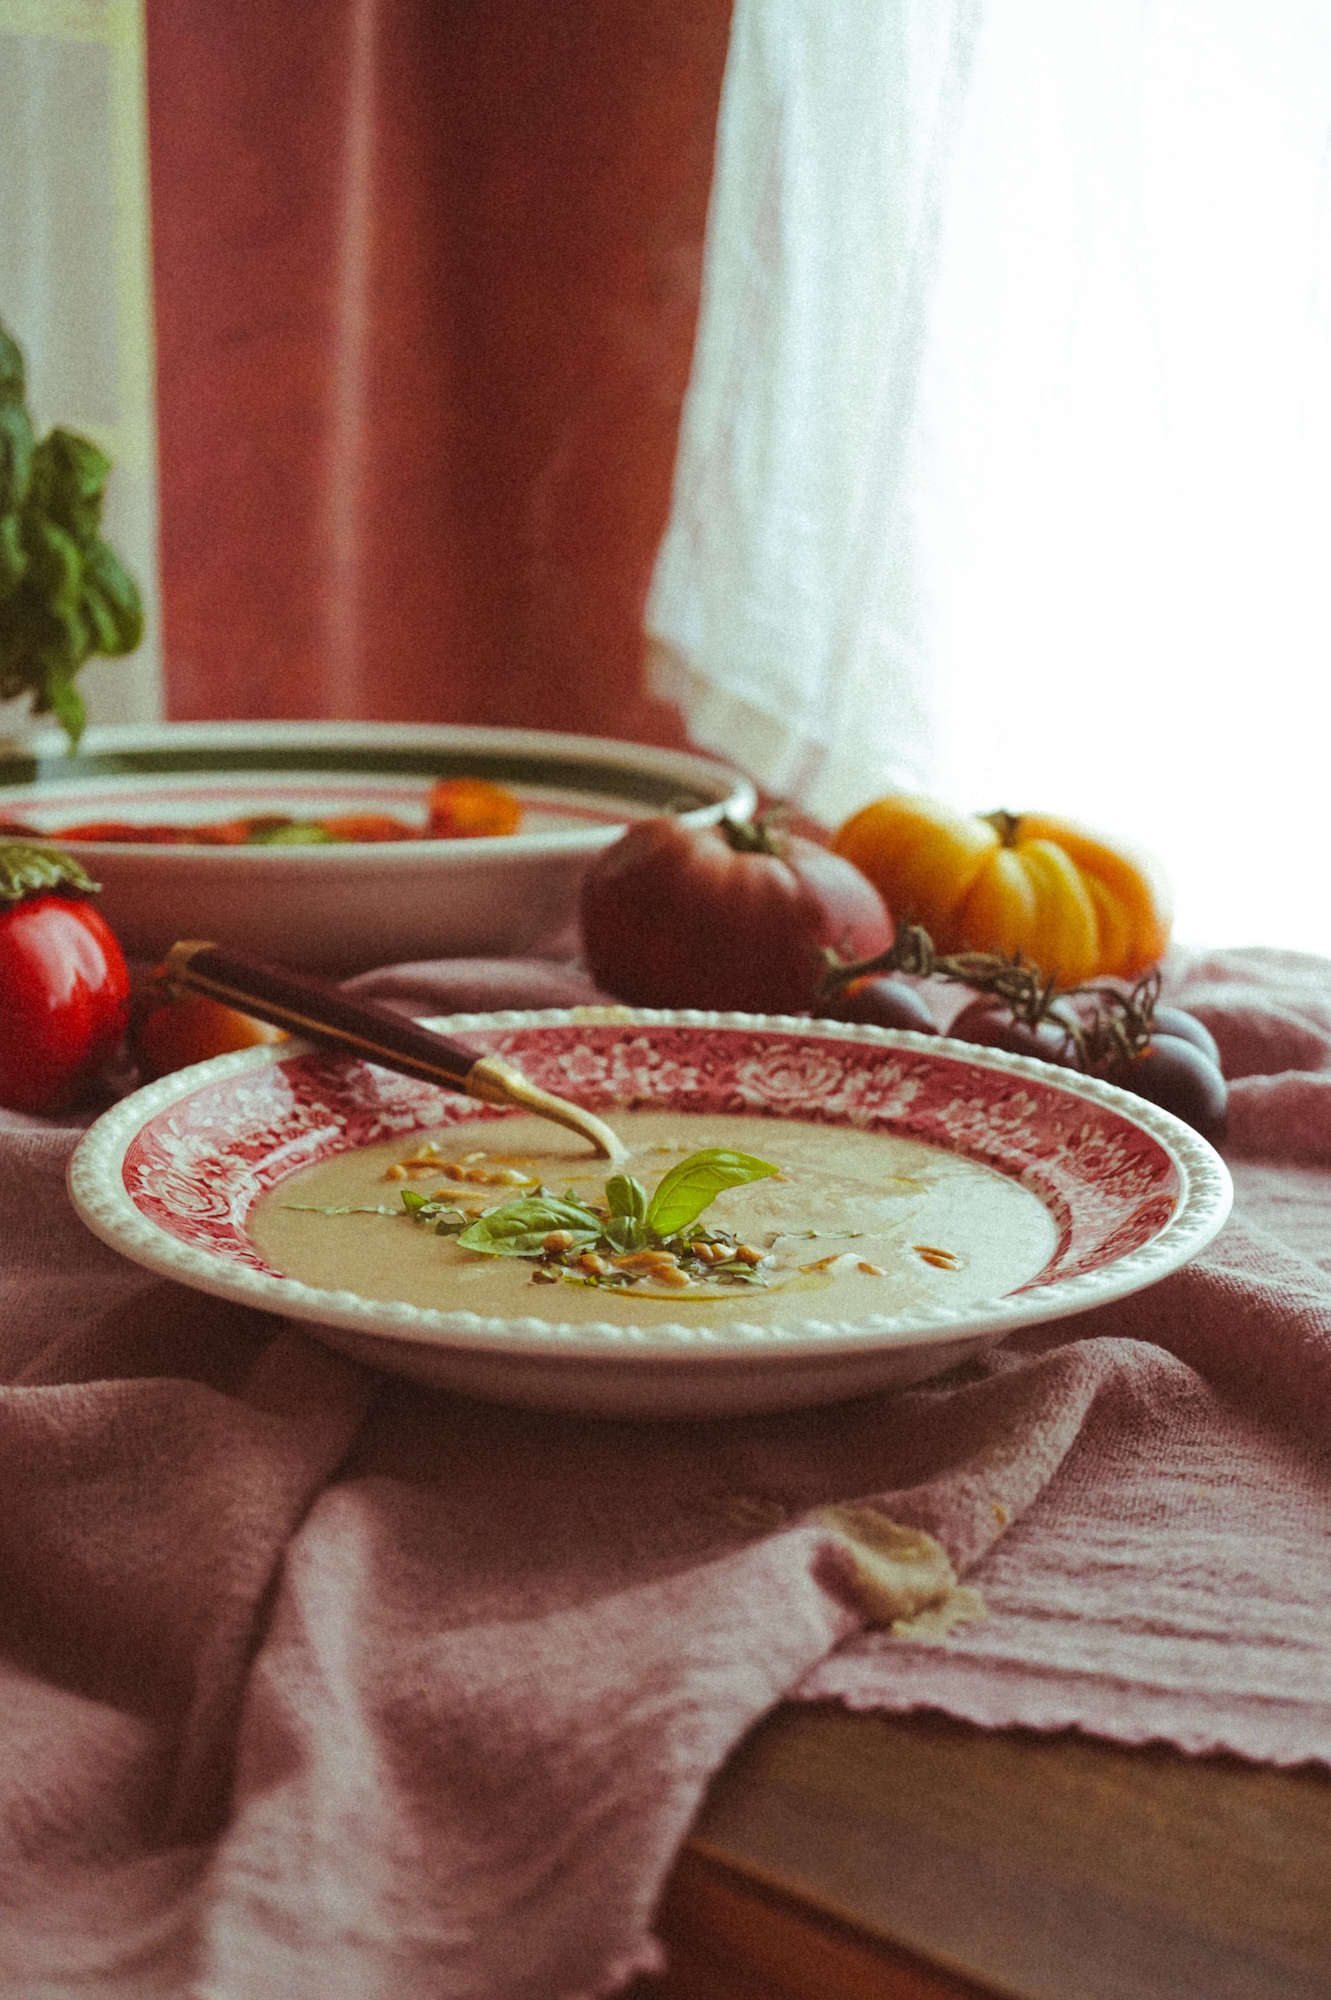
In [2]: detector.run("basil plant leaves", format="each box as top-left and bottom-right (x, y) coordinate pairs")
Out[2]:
(0, 317), (143, 748)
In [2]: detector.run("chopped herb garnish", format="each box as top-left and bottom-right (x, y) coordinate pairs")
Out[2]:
(283, 1202), (402, 1217)
(397, 1188), (476, 1235)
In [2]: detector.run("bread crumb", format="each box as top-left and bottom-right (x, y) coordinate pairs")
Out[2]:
(816, 1504), (987, 1637)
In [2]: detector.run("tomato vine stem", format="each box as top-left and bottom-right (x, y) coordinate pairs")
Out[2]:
(821, 922), (1163, 1075)
(719, 814), (786, 857)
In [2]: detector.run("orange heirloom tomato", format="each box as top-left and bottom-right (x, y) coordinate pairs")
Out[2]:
(832, 796), (1172, 987)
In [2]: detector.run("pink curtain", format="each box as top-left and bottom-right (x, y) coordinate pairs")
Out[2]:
(145, 1), (732, 745)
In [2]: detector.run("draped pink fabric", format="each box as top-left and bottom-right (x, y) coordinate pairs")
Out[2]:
(0, 946), (1329, 1998)
(145, 1), (732, 743)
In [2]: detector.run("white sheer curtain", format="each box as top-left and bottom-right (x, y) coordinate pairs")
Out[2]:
(647, 0), (982, 824)
(649, 0), (1331, 955)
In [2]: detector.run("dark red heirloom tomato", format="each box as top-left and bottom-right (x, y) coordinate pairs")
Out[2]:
(0, 844), (131, 1115)
(579, 815), (894, 1013)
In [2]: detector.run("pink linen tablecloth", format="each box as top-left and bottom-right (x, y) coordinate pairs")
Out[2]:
(1, 946), (1329, 1999)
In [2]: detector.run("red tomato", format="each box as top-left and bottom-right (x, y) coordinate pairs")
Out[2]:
(131, 979), (287, 1081)
(579, 815), (895, 1013)
(52, 820), (196, 843)
(316, 813), (418, 843)
(0, 849), (131, 1114)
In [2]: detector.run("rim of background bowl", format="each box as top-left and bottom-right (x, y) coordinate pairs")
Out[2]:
(0, 721), (759, 857)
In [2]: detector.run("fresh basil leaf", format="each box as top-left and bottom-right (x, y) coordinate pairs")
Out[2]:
(601, 1215), (638, 1253)
(643, 1149), (779, 1240)
(0, 513), (26, 603)
(0, 324), (25, 401)
(605, 1173), (648, 1223)
(0, 409), (32, 517)
(79, 576), (121, 655)
(33, 428), (109, 544)
(0, 333), (34, 518)
(457, 1193), (603, 1258)
(603, 1172), (648, 1250)
(42, 665), (86, 748)
(22, 515), (82, 614)
(81, 540), (143, 651)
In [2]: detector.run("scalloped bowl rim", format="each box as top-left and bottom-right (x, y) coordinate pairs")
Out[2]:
(67, 1010), (1234, 1368)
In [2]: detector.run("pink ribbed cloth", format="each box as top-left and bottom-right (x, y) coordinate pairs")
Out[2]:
(1, 946), (1328, 1998)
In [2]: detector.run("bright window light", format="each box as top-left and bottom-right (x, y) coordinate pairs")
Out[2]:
(918, 0), (1331, 955)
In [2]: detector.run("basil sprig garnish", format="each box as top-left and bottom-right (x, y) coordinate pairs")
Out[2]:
(402, 1146), (779, 1288)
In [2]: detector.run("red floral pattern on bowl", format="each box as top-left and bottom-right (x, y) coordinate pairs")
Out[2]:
(119, 1021), (1188, 1281)
(68, 1013), (1232, 1420)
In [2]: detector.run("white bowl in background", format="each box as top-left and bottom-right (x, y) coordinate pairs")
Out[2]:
(0, 722), (757, 970)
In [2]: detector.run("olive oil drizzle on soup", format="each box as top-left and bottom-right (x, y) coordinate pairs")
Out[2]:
(247, 1110), (1058, 1326)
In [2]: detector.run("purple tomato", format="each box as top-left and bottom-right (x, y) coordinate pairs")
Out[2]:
(946, 996), (1077, 1067)
(816, 976), (938, 1034)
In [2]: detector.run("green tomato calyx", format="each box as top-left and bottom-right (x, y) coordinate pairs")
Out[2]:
(0, 840), (101, 908)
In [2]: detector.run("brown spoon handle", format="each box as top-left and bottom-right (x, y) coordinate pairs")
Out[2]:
(162, 940), (624, 1159)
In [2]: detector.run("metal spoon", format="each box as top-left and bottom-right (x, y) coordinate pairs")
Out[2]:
(162, 940), (625, 1159)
